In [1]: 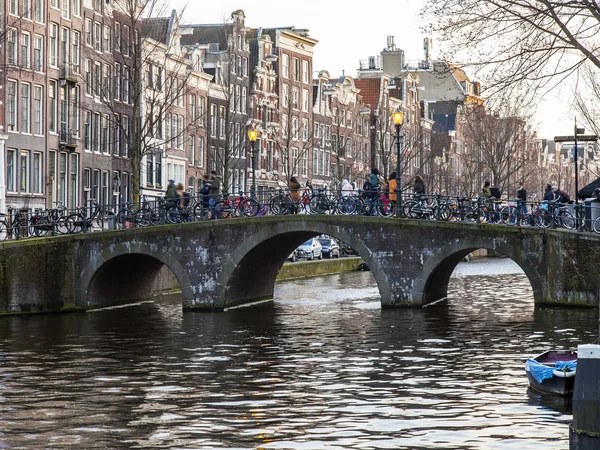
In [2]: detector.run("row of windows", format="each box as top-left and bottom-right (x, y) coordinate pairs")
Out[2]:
(83, 60), (132, 104)
(281, 54), (310, 84)
(6, 80), (45, 135)
(282, 85), (310, 112)
(85, 18), (133, 56)
(231, 55), (249, 78)
(84, 112), (130, 157)
(9, 0), (80, 22)
(83, 169), (131, 206)
(6, 149), (44, 194)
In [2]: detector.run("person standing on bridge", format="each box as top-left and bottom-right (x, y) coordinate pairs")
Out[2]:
(302, 179), (313, 214)
(165, 179), (179, 207)
(482, 181), (492, 199)
(544, 184), (555, 201)
(414, 175), (426, 196)
(289, 177), (302, 214)
(208, 171), (221, 218)
(364, 168), (380, 216)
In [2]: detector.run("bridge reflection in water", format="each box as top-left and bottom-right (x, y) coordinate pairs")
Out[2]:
(0, 259), (595, 448)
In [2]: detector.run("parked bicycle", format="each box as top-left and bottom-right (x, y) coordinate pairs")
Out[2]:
(533, 200), (576, 229)
(0, 208), (24, 241)
(28, 201), (71, 236)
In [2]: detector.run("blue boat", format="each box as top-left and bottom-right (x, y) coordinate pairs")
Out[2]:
(525, 350), (577, 396)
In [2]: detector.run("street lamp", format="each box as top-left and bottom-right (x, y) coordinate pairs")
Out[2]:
(392, 107), (405, 218)
(247, 128), (258, 197)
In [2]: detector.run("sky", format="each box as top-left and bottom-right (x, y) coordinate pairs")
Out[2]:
(173, 0), (576, 139)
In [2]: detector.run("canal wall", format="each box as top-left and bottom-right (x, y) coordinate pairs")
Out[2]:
(276, 257), (364, 281)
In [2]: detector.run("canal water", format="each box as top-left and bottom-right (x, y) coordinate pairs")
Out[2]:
(0, 258), (597, 449)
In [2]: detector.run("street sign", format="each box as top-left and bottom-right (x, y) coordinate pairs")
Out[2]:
(554, 135), (598, 142)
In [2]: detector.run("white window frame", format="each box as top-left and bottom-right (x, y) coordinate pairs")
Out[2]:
(49, 23), (58, 67)
(34, 0), (44, 23)
(21, 32), (31, 69)
(282, 54), (289, 78)
(33, 85), (43, 136)
(20, 150), (30, 193)
(7, 29), (17, 66)
(7, 149), (17, 192)
(302, 60), (309, 83)
(21, 82), (31, 134)
(33, 152), (43, 193)
(33, 34), (43, 72)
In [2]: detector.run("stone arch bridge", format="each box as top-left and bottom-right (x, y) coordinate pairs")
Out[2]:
(0, 215), (599, 314)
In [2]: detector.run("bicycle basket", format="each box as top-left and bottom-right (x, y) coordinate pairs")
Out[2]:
(540, 202), (548, 211)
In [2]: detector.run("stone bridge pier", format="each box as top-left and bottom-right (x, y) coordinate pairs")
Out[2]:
(0, 215), (599, 314)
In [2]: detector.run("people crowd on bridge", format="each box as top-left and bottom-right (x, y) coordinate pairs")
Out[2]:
(3, 166), (599, 242)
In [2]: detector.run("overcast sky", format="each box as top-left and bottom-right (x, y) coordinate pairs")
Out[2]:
(174, 0), (576, 139)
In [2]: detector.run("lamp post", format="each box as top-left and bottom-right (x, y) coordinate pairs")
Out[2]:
(392, 108), (405, 218)
(247, 128), (258, 197)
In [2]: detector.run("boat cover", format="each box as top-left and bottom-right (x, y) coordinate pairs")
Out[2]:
(526, 359), (577, 384)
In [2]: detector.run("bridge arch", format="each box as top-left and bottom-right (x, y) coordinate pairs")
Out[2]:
(414, 238), (545, 305)
(75, 244), (194, 309)
(215, 221), (391, 308)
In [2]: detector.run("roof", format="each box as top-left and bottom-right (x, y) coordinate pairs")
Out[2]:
(354, 78), (381, 110)
(448, 62), (469, 83)
(578, 177), (600, 199)
(142, 17), (170, 44)
(180, 24), (233, 50)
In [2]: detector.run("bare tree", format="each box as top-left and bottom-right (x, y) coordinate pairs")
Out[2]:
(272, 85), (314, 184)
(330, 109), (352, 185)
(78, 0), (194, 203)
(422, 1), (600, 99)
(460, 104), (531, 197)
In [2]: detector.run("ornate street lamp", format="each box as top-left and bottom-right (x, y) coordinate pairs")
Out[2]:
(247, 128), (258, 197)
(392, 108), (405, 218)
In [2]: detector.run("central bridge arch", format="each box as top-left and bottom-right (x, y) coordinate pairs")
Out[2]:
(215, 221), (392, 308)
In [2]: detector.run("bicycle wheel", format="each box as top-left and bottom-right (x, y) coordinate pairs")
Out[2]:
(193, 203), (210, 221)
(67, 213), (86, 233)
(402, 200), (419, 218)
(214, 201), (232, 219)
(337, 196), (357, 215)
(116, 210), (138, 229)
(94, 209), (114, 230)
(29, 215), (51, 237)
(55, 216), (71, 234)
(534, 210), (552, 228)
(269, 196), (287, 215)
(241, 198), (260, 217)
(310, 195), (330, 214)
(438, 204), (452, 221)
(594, 216), (600, 234)
(165, 206), (183, 224)
(376, 197), (394, 217)
(0, 220), (8, 241)
(500, 206), (516, 225)
(560, 211), (576, 230)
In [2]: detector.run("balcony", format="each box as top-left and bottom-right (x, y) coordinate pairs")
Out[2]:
(59, 128), (78, 150)
(60, 64), (79, 84)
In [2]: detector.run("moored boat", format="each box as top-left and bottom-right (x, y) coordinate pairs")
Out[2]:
(525, 350), (577, 396)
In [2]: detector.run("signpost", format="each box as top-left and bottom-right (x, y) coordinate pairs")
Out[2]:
(554, 125), (598, 231)
(553, 135), (597, 142)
